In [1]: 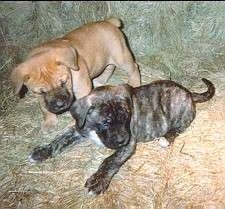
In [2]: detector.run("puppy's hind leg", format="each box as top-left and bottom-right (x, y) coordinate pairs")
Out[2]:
(113, 48), (141, 87)
(28, 126), (84, 163)
(93, 65), (115, 87)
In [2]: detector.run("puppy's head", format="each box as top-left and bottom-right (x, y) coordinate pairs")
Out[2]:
(10, 44), (78, 113)
(70, 85), (133, 149)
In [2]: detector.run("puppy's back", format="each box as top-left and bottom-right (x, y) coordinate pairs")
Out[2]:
(132, 80), (195, 141)
(64, 18), (128, 70)
(64, 18), (124, 47)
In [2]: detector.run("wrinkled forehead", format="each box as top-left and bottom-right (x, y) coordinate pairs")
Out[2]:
(98, 102), (114, 116)
(28, 57), (69, 79)
(94, 99), (129, 117)
(88, 86), (130, 105)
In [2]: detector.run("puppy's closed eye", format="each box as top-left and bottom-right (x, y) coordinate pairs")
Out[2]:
(60, 79), (67, 87)
(33, 87), (47, 95)
(96, 117), (112, 132)
(97, 121), (109, 132)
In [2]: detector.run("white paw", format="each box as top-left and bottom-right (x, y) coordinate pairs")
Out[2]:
(87, 189), (97, 198)
(158, 137), (170, 148)
(28, 154), (37, 163)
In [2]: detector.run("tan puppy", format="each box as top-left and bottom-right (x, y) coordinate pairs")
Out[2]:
(10, 18), (141, 132)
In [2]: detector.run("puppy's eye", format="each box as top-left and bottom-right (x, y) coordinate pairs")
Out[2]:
(103, 122), (109, 128)
(40, 88), (47, 94)
(103, 118), (111, 128)
(106, 118), (112, 124)
(96, 123), (105, 133)
(87, 106), (95, 114)
(60, 79), (67, 87)
(96, 121), (109, 132)
(33, 88), (46, 95)
(56, 61), (61, 66)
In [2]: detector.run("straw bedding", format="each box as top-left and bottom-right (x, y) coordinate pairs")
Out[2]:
(1, 2), (225, 209)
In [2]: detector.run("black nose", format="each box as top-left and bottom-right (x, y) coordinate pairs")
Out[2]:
(56, 100), (65, 107)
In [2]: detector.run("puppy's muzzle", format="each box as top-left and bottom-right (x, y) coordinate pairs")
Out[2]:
(44, 87), (75, 114)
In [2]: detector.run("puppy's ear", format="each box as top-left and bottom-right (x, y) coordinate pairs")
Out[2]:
(70, 97), (92, 128)
(56, 47), (79, 71)
(10, 65), (29, 98)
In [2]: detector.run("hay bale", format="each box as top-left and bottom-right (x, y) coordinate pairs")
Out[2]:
(1, 1), (225, 209)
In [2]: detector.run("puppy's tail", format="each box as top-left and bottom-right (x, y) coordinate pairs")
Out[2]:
(28, 126), (84, 163)
(106, 17), (122, 28)
(191, 78), (215, 103)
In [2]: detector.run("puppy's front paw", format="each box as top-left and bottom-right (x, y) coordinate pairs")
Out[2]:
(85, 172), (110, 196)
(41, 117), (58, 133)
(157, 137), (170, 148)
(28, 145), (52, 163)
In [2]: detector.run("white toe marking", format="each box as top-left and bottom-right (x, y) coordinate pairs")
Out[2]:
(87, 190), (97, 197)
(158, 137), (170, 148)
(28, 154), (37, 164)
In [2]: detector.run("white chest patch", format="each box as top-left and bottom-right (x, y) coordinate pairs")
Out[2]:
(89, 131), (105, 147)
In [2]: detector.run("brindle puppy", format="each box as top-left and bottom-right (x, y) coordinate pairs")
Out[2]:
(29, 78), (215, 195)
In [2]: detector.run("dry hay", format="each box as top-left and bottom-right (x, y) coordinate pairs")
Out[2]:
(1, 1), (225, 209)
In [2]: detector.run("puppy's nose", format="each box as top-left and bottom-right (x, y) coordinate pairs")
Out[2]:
(56, 100), (65, 107)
